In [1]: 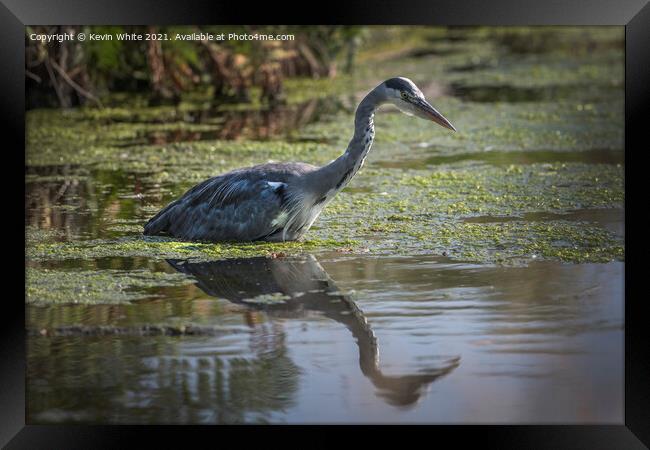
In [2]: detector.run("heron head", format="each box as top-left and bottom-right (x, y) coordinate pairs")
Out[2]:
(382, 77), (456, 131)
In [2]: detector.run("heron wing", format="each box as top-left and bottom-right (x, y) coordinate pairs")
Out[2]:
(144, 168), (296, 242)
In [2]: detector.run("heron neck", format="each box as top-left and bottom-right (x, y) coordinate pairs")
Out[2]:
(307, 91), (380, 196)
(347, 93), (378, 163)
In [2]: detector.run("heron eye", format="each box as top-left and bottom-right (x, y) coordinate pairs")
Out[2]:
(401, 91), (408, 99)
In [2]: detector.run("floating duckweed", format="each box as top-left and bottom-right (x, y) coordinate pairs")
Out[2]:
(422, 220), (624, 264)
(26, 235), (359, 262)
(26, 268), (194, 305)
(241, 293), (292, 305)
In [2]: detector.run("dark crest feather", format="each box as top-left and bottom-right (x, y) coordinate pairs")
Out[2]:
(384, 77), (414, 93)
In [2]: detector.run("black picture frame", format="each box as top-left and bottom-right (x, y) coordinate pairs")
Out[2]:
(5, 0), (649, 447)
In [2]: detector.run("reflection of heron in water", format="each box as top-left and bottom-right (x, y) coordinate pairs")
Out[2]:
(167, 255), (460, 407)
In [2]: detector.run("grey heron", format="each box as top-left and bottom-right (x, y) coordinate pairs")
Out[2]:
(144, 77), (456, 242)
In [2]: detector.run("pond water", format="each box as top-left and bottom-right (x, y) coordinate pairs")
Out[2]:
(27, 255), (623, 424)
(25, 27), (624, 424)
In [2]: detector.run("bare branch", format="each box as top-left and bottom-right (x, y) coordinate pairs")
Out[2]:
(49, 58), (103, 107)
(43, 57), (67, 108)
(25, 70), (42, 83)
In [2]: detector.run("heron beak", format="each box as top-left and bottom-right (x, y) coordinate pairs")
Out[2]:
(417, 98), (457, 132)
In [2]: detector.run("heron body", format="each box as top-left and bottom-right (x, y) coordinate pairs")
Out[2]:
(144, 77), (456, 242)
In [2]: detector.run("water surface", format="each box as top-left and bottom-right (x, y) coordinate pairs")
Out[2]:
(27, 254), (623, 423)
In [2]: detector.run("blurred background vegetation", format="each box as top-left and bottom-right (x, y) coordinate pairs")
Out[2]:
(25, 25), (623, 111)
(25, 25), (370, 109)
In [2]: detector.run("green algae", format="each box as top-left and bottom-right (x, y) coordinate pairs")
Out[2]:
(317, 210), (624, 265)
(26, 267), (194, 305)
(27, 127), (337, 188)
(314, 161), (623, 225)
(420, 220), (623, 264)
(241, 293), (292, 305)
(375, 148), (623, 169)
(26, 234), (358, 263)
(25, 160), (619, 266)
(26, 226), (66, 246)
(394, 162), (623, 215)
(303, 160), (624, 264)
(103, 223), (147, 234)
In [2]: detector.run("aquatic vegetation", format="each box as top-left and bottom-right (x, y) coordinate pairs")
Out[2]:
(423, 220), (624, 264)
(26, 226), (66, 245)
(26, 267), (194, 305)
(304, 160), (623, 264)
(26, 130), (624, 266)
(26, 233), (358, 262)
(393, 162), (623, 215)
(241, 293), (292, 305)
